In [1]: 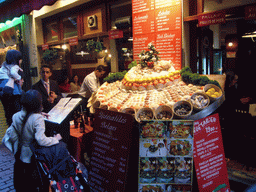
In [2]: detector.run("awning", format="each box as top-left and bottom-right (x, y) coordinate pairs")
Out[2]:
(0, 0), (58, 23)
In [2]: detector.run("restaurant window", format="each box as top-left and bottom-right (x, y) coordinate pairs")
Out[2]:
(45, 21), (59, 42)
(63, 16), (78, 39)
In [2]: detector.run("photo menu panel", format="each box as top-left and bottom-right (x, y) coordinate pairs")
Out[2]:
(132, 0), (182, 70)
(138, 120), (193, 191)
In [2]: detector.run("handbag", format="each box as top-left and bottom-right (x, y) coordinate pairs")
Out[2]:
(2, 126), (18, 154)
(2, 112), (31, 155)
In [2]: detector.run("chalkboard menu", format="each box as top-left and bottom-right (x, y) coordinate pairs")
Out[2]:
(138, 120), (193, 191)
(89, 109), (134, 192)
(132, 0), (182, 70)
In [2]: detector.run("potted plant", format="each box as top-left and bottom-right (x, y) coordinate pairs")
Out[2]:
(42, 48), (58, 64)
(86, 39), (106, 59)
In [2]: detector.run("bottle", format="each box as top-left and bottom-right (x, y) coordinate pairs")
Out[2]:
(79, 113), (85, 133)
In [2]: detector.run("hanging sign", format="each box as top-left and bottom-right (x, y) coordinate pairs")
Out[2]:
(194, 113), (230, 192)
(69, 37), (78, 46)
(89, 109), (134, 192)
(245, 6), (256, 20)
(198, 10), (226, 27)
(109, 29), (123, 39)
(42, 44), (49, 50)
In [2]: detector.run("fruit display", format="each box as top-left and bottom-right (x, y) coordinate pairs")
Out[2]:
(89, 43), (224, 121)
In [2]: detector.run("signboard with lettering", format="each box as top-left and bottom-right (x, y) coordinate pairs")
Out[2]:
(132, 0), (182, 70)
(245, 6), (256, 20)
(194, 113), (230, 192)
(89, 109), (134, 192)
(42, 44), (49, 50)
(198, 10), (226, 27)
(109, 29), (124, 39)
(138, 120), (193, 191)
(69, 37), (78, 46)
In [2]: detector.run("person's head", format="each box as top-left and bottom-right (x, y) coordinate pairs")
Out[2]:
(40, 64), (52, 82)
(21, 89), (43, 113)
(59, 75), (69, 84)
(72, 74), (79, 84)
(5, 49), (22, 65)
(95, 65), (106, 78)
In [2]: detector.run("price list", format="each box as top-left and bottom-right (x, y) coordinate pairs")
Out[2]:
(133, 35), (155, 61)
(89, 109), (134, 192)
(133, 11), (155, 35)
(132, 0), (182, 70)
(156, 31), (181, 69)
(155, 0), (181, 9)
(132, 0), (155, 14)
(155, 5), (181, 32)
(194, 114), (230, 192)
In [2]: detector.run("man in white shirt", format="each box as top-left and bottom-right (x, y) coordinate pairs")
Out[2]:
(79, 65), (106, 115)
(79, 65), (106, 99)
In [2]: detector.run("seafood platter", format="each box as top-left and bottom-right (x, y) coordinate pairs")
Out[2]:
(88, 44), (224, 122)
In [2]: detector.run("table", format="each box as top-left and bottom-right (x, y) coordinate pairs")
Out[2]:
(68, 122), (93, 163)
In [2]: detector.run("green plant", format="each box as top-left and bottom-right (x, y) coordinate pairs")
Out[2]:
(42, 49), (58, 63)
(128, 60), (137, 69)
(180, 66), (221, 87)
(103, 70), (128, 83)
(86, 39), (105, 53)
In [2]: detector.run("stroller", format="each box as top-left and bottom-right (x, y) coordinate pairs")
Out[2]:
(31, 141), (92, 192)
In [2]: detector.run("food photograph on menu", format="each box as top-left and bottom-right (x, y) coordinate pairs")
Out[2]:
(138, 120), (194, 192)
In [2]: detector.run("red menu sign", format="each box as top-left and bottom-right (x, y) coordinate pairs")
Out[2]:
(89, 109), (134, 192)
(245, 6), (256, 20)
(109, 29), (123, 39)
(198, 10), (226, 27)
(42, 44), (49, 50)
(69, 37), (78, 46)
(132, 0), (182, 70)
(194, 114), (230, 192)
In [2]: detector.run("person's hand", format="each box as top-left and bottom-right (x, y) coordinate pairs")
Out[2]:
(10, 65), (23, 80)
(41, 112), (50, 119)
(50, 91), (57, 99)
(54, 133), (62, 141)
(240, 97), (252, 104)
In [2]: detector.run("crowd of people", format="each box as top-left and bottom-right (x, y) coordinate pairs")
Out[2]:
(0, 49), (107, 191)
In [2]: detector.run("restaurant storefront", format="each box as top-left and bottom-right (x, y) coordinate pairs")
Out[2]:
(2, 0), (256, 191)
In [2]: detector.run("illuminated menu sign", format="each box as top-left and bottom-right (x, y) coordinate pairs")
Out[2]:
(89, 109), (134, 192)
(132, 0), (182, 70)
(194, 114), (230, 192)
(138, 120), (193, 191)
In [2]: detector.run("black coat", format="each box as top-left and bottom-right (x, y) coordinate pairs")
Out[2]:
(32, 79), (62, 113)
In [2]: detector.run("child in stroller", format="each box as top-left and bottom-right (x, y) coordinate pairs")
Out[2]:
(31, 141), (91, 192)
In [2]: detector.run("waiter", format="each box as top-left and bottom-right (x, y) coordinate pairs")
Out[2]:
(32, 64), (62, 113)
(79, 65), (107, 116)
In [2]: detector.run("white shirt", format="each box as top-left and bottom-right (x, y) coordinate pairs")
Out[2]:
(79, 71), (100, 98)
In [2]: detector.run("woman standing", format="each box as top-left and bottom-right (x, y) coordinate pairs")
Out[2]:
(0, 49), (24, 126)
(7, 89), (62, 191)
(70, 74), (81, 93)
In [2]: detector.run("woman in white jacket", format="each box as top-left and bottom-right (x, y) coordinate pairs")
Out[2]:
(8, 89), (62, 191)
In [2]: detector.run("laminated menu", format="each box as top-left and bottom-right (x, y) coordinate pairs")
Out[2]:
(194, 113), (230, 192)
(45, 97), (82, 124)
(138, 120), (194, 191)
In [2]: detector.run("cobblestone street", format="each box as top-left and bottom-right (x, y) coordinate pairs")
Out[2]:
(0, 145), (15, 192)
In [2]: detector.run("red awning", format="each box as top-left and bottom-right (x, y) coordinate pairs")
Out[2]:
(0, 0), (58, 23)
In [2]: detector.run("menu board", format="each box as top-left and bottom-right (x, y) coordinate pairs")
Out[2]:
(132, 0), (182, 70)
(194, 114), (230, 192)
(89, 109), (134, 192)
(138, 120), (193, 192)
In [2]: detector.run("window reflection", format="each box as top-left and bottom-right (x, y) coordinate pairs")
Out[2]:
(46, 22), (59, 42)
(63, 16), (78, 39)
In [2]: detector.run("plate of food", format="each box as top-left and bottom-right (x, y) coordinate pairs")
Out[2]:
(141, 121), (166, 138)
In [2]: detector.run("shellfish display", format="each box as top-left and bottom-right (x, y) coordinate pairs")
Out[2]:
(88, 44), (224, 121)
